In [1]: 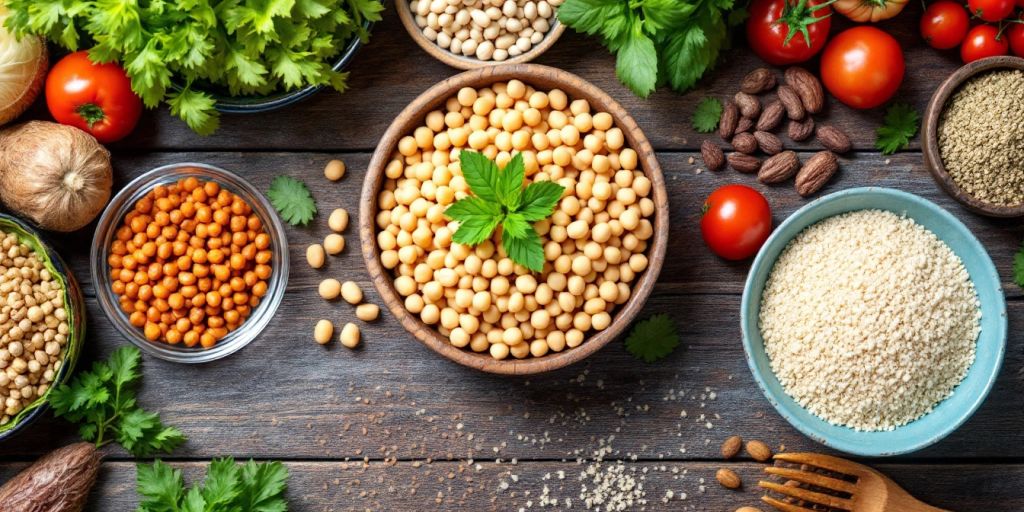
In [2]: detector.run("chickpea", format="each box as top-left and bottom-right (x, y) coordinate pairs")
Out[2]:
(341, 281), (363, 305)
(329, 209), (350, 232)
(319, 279), (341, 300)
(307, 244), (326, 269)
(314, 320), (334, 345)
(340, 323), (361, 348)
(324, 234), (345, 255)
(356, 303), (380, 322)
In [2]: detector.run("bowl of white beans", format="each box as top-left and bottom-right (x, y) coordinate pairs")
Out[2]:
(396, 0), (566, 70)
(360, 64), (668, 374)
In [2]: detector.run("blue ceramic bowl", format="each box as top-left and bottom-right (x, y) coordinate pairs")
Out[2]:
(740, 187), (1006, 456)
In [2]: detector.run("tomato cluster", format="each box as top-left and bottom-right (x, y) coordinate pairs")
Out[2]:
(921, 0), (1024, 62)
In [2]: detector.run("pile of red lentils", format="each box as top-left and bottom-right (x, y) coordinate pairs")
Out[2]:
(107, 177), (272, 349)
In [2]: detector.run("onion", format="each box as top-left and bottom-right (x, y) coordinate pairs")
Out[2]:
(0, 7), (46, 126)
(0, 121), (113, 232)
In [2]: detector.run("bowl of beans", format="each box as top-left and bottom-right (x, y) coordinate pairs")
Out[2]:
(396, 0), (566, 70)
(0, 214), (85, 441)
(90, 163), (289, 364)
(360, 64), (668, 374)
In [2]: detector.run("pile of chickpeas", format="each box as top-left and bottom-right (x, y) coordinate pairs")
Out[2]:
(0, 230), (69, 424)
(410, 0), (561, 62)
(107, 178), (272, 349)
(377, 80), (655, 360)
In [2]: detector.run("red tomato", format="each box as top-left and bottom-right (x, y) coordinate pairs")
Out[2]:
(960, 25), (1009, 62)
(820, 27), (905, 109)
(45, 51), (143, 143)
(747, 0), (834, 65)
(1007, 21), (1024, 56)
(967, 0), (1015, 21)
(700, 185), (773, 261)
(920, 1), (970, 49)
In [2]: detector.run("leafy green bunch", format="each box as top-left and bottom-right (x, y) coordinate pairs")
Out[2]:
(137, 458), (289, 512)
(558, 0), (744, 98)
(445, 151), (565, 272)
(49, 346), (185, 457)
(5, 0), (385, 135)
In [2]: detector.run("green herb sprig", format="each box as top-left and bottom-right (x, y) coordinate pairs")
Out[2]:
(692, 98), (723, 133)
(624, 314), (679, 362)
(445, 151), (565, 272)
(875, 103), (920, 155)
(49, 346), (185, 457)
(136, 458), (289, 512)
(267, 175), (317, 227)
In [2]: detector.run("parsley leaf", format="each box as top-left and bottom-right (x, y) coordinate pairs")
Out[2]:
(1013, 241), (1024, 289)
(875, 102), (920, 155)
(624, 314), (680, 363)
(616, 18), (659, 98)
(267, 175), (317, 226)
(137, 458), (289, 512)
(692, 97), (723, 133)
(49, 346), (186, 456)
(445, 151), (564, 272)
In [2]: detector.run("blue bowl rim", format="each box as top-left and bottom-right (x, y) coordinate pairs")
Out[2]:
(172, 20), (373, 114)
(739, 186), (1007, 456)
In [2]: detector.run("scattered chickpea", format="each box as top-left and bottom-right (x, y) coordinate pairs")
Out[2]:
(306, 244), (326, 269)
(318, 279), (341, 300)
(324, 159), (346, 181)
(356, 303), (379, 322)
(328, 209), (349, 232)
(340, 281), (363, 305)
(324, 234), (345, 255)
(340, 322), (360, 348)
(314, 319), (334, 345)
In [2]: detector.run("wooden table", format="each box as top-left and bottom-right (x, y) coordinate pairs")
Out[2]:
(2, 4), (1022, 510)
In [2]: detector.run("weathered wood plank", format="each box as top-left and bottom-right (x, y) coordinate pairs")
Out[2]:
(20, 3), (950, 153)
(0, 461), (1016, 511)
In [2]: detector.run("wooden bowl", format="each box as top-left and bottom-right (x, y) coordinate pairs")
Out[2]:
(359, 64), (669, 374)
(395, 0), (566, 70)
(923, 56), (1024, 217)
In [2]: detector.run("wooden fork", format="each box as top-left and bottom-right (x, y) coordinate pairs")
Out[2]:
(757, 452), (950, 512)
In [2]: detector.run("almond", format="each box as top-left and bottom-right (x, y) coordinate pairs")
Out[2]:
(758, 151), (800, 184)
(734, 92), (761, 119)
(701, 140), (725, 171)
(719, 100), (739, 140)
(816, 124), (852, 153)
(741, 68), (777, 94)
(721, 435), (743, 459)
(777, 85), (805, 121)
(787, 117), (815, 142)
(784, 67), (825, 114)
(716, 468), (742, 490)
(731, 132), (757, 154)
(736, 116), (754, 134)
(756, 101), (785, 132)
(728, 153), (761, 173)
(795, 151), (839, 197)
(753, 131), (783, 155)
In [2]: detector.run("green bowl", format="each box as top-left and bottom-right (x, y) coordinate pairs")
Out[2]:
(740, 187), (1006, 456)
(0, 214), (85, 441)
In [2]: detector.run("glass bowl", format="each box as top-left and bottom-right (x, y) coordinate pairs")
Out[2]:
(0, 214), (85, 442)
(90, 163), (289, 364)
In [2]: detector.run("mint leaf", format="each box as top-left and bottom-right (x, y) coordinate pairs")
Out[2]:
(458, 150), (502, 203)
(446, 197), (503, 246)
(518, 181), (565, 221)
(502, 227), (545, 272)
(502, 213), (531, 239)
(498, 153), (525, 210)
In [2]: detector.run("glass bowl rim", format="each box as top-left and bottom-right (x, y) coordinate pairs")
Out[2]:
(90, 162), (290, 364)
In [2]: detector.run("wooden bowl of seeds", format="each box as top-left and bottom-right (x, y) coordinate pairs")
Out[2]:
(396, 0), (566, 70)
(923, 56), (1024, 217)
(359, 64), (668, 374)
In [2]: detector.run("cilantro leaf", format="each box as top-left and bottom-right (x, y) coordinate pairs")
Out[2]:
(624, 314), (680, 363)
(167, 86), (220, 136)
(49, 346), (185, 457)
(137, 460), (185, 511)
(692, 97), (722, 133)
(458, 150), (502, 203)
(136, 458), (289, 512)
(267, 175), (317, 226)
(1014, 241), (1024, 289)
(502, 226), (545, 273)
(875, 102), (919, 155)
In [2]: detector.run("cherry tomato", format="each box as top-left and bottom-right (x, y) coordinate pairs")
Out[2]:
(1008, 21), (1024, 56)
(920, 1), (970, 49)
(960, 25), (1009, 62)
(45, 51), (143, 143)
(701, 185), (773, 261)
(967, 0), (1015, 22)
(820, 26), (905, 109)
(747, 0), (834, 65)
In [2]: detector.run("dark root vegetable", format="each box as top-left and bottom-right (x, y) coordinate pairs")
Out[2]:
(0, 442), (101, 512)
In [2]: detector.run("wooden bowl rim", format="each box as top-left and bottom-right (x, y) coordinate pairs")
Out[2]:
(922, 55), (1024, 218)
(395, 0), (566, 70)
(359, 63), (669, 375)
